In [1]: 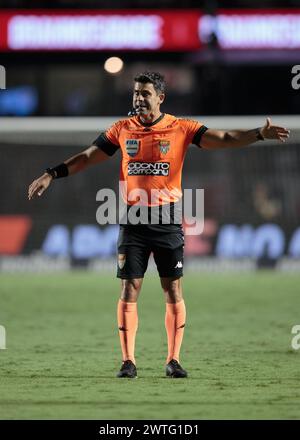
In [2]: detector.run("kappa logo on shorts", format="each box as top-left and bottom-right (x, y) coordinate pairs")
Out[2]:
(125, 139), (140, 157)
(118, 254), (126, 269)
(159, 140), (170, 154)
(175, 261), (183, 269)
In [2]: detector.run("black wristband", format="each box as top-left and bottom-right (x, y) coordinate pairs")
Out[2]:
(46, 163), (69, 179)
(255, 128), (264, 141)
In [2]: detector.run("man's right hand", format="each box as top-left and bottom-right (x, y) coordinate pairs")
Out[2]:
(28, 173), (53, 200)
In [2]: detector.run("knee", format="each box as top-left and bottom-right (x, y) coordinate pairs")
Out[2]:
(161, 279), (183, 303)
(166, 289), (183, 304)
(121, 279), (142, 302)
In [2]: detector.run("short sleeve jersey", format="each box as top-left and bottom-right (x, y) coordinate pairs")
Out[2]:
(95, 113), (206, 206)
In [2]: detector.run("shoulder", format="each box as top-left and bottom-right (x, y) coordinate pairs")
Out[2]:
(111, 118), (128, 129)
(160, 113), (179, 128)
(106, 118), (132, 135)
(160, 115), (203, 134)
(177, 117), (203, 127)
(178, 117), (205, 134)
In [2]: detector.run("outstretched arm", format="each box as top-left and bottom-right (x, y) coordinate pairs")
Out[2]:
(61, 145), (110, 174)
(28, 145), (110, 200)
(200, 117), (290, 149)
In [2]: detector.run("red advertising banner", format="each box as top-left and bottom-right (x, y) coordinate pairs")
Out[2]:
(0, 9), (201, 51)
(201, 9), (300, 49)
(0, 9), (299, 51)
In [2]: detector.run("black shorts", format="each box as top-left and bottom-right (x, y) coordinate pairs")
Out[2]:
(117, 225), (184, 279)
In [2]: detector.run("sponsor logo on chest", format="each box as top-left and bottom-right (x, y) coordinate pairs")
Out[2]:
(128, 162), (170, 176)
(125, 139), (140, 157)
(159, 140), (170, 154)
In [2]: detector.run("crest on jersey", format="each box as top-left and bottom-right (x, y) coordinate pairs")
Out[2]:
(159, 140), (170, 154)
(125, 139), (140, 157)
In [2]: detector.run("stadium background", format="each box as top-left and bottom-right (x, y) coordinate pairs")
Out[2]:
(1, 0), (300, 421)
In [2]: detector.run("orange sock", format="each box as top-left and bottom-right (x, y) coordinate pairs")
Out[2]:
(165, 300), (186, 364)
(117, 299), (138, 365)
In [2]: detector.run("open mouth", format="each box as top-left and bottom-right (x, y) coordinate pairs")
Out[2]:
(135, 106), (148, 114)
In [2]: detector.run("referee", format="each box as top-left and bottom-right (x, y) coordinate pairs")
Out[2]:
(28, 71), (290, 378)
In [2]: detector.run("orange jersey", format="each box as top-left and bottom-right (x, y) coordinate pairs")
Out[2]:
(99, 113), (205, 206)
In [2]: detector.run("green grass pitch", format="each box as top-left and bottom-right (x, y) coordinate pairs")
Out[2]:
(1, 271), (300, 420)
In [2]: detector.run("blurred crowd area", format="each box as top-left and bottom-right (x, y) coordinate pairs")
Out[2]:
(1, 1), (300, 262)
(1, 1), (299, 116)
(3, 133), (300, 228)
(2, 0), (300, 9)
(2, 61), (298, 117)
(2, 140), (300, 261)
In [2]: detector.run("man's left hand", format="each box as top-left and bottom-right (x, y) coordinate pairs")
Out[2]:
(260, 117), (290, 142)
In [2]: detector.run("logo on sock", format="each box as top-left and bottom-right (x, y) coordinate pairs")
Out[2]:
(175, 261), (183, 269)
(118, 326), (127, 332)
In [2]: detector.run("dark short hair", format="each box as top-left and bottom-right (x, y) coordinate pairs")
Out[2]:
(134, 71), (166, 94)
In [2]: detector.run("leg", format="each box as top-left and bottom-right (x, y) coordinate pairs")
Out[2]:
(117, 278), (143, 373)
(160, 276), (183, 304)
(161, 277), (186, 363)
(153, 245), (188, 377)
(116, 234), (151, 377)
(161, 277), (187, 378)
(120, 278), (143, 303)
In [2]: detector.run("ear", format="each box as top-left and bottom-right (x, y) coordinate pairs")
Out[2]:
(159, 93), (165, 104)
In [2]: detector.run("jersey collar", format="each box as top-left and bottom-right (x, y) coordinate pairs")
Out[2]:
(138, 113), (165, 127)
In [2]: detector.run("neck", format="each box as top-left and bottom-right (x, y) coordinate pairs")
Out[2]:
(139, 110), (161, 124)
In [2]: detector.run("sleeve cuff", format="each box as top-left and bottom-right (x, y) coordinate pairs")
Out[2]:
(92, 133), (119, 156)
(192, 125), (208, 147)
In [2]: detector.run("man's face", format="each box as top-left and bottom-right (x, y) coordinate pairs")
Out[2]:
(132, 82), (164, 116)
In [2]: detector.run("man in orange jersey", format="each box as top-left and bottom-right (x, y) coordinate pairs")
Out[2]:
(28, 71), (290, 379)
